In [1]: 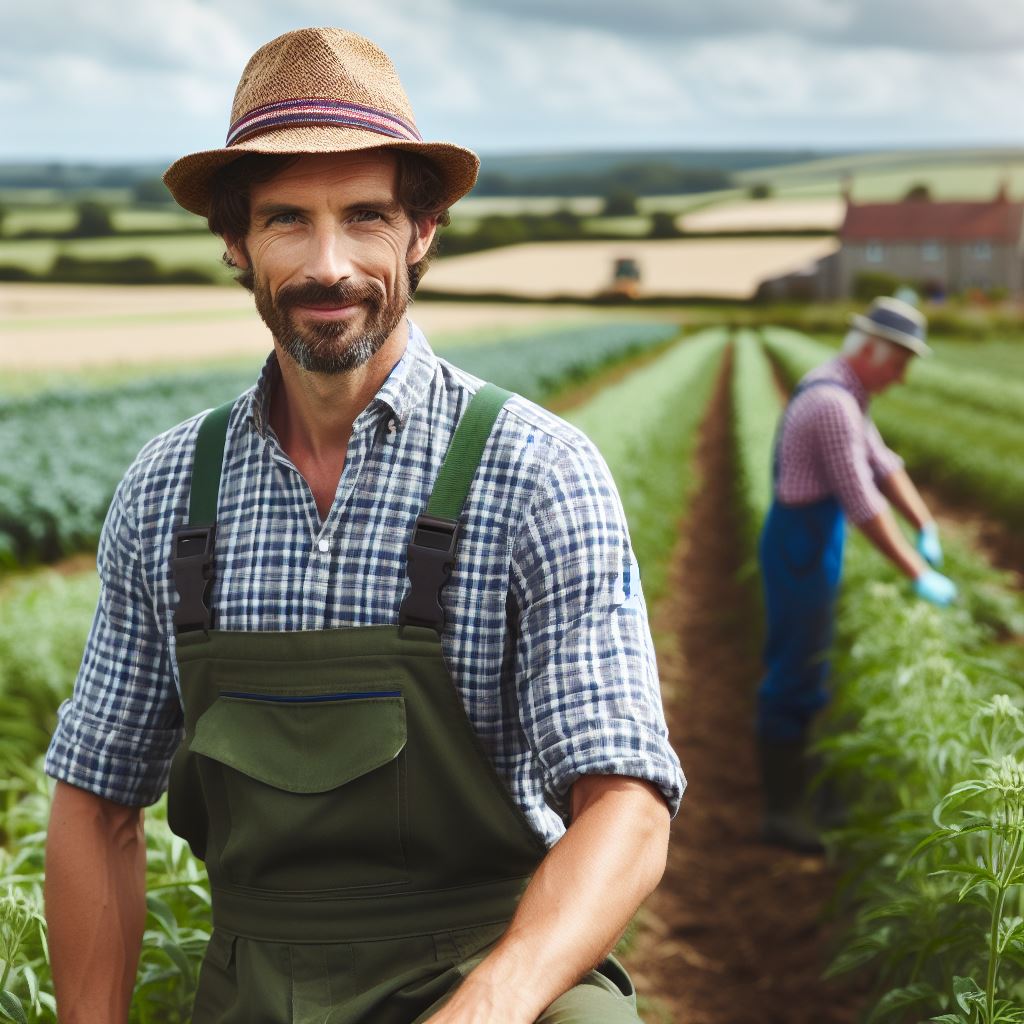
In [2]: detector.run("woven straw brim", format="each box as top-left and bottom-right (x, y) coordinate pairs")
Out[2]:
(849, 313), (932, 358)
(163, 124), (480, 218)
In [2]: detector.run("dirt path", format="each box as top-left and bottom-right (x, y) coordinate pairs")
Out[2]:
(620, 351), (863, 1023)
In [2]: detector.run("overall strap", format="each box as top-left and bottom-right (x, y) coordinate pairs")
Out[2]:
(399, 383), (513, 633)
(172, 400), (235, 635)
(771, 377), (854, 486)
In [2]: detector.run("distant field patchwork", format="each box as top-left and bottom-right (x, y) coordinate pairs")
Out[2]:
(0, 285), (615, 372)
(0, 232), (229, 276)
(422, 238), (838, 299)
(681, 198), (844, 232)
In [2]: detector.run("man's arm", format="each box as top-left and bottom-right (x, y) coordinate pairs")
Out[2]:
(857, 506), (927, 579)
(877, 467), (932, 532)
(426, 774), (670, 1024)
(45, 781), (147, 1024)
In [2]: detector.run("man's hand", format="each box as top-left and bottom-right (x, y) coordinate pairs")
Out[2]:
(423, 775), (670, 1024)
(913, 568), (958, 607)
(418, 967), (536, 1024)
(916, 521), (943, 568)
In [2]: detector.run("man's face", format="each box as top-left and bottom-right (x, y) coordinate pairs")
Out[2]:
(226, 151), (435, 375)
(864, 338), (914, 393)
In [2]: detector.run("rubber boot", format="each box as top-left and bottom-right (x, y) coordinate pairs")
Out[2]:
(809, 756), (848, 831)
(757, 737), (826, 855)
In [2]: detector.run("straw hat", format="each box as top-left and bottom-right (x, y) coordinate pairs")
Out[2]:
(163, 27), (479, 217)
(850, 296), (931, 357)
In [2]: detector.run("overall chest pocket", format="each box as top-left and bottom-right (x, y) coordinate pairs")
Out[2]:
(190, 691), (408, 892)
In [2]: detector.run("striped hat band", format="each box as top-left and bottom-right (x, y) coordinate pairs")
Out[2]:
(863, 303), (925, 341)
(227, 98), (423, 147)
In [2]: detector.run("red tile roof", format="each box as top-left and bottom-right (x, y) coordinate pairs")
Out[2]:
(841, 197), (1024, 243)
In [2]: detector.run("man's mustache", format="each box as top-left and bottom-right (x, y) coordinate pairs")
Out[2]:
(275, 281), (383, 310)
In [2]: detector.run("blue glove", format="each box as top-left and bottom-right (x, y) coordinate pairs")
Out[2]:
(913, 569), (957, 607)
(916, 521), (943, 568)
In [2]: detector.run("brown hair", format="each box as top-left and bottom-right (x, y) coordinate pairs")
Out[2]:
(207, 150), (451, 292)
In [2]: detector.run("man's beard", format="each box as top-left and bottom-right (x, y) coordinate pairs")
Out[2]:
(253, 276), (407, 375)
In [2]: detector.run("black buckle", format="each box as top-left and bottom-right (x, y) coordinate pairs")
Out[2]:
(172, 524), (216, 634)
(398, 514), (459, 634)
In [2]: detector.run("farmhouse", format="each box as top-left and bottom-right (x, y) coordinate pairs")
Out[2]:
(838, 185), (1024, 299)
(758, 184), (1024, 300)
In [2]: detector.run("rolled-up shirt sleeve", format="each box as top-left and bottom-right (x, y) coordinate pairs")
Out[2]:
(44, 471), (183, 806)
(508, 437), (685, 823)
(814, 394), (889, 526)
(865, 418), (904, 484)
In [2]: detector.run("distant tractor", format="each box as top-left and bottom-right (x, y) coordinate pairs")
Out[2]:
(600, 256), (641, 300)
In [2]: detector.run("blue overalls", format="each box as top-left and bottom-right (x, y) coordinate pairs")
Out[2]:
(757, 379), (850, 742)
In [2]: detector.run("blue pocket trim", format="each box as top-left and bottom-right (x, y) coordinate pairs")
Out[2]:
(219, 690), (402, 703)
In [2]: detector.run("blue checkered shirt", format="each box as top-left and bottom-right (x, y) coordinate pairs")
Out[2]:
(45, 321), (684, 845)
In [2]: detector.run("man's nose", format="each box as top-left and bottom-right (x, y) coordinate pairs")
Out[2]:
(304, 226), (354, 286)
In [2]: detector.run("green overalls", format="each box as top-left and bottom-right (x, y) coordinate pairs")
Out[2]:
(165, 385), (643, 1023)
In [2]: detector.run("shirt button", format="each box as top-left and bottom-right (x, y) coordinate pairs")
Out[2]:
(317, 538), (330, 553)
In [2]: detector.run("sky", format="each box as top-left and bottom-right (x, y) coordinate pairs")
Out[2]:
(4, 0), (1024, 162)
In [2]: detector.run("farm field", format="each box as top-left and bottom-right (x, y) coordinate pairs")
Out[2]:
(734, 148), (1024, 200)
(422, 237), (839, 299)
(0, 284), (617, 373)
(2, 204), (201, 236)
(0, 232), (229, 276)
(2, 310), (1024, 1022)
(680, 196), (844, 232)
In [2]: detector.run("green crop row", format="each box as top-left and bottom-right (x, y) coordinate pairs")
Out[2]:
(760, 327), (1024, 533)
(931, 339), (1024, 379)
(568, 327), (727, 602)
(0, 321), (680, 569)
(0, 325), (722, 1022)
(730, 330), (1024, 1022)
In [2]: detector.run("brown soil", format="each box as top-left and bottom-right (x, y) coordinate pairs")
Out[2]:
(619, 351), (864, 1024)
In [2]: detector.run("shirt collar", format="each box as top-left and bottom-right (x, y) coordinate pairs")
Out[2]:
(245, 317), (438, 438)
(830, 357), (869, 410)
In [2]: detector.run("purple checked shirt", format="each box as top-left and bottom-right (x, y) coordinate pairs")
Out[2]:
(775, 357), (904, 525)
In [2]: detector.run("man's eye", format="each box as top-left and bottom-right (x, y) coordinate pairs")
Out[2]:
(268, 212), (299, 226)
(352, 209), (383, 223)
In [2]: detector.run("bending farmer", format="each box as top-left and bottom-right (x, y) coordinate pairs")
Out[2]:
(42, 28), (684, 1024)
(758, 296), (956, 853)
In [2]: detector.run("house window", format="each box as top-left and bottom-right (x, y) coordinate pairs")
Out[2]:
(922, 241), (942, 262)
(972, 242), (992, 261)
(865, 242), (884, 263)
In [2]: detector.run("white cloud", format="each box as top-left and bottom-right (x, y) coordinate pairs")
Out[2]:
(456, 0), (1024, 52)
(1, 0), (1023, 158)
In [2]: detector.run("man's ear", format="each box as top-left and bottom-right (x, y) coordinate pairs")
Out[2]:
(407, 217), (438, 266)
(224, 237), (250, 270)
